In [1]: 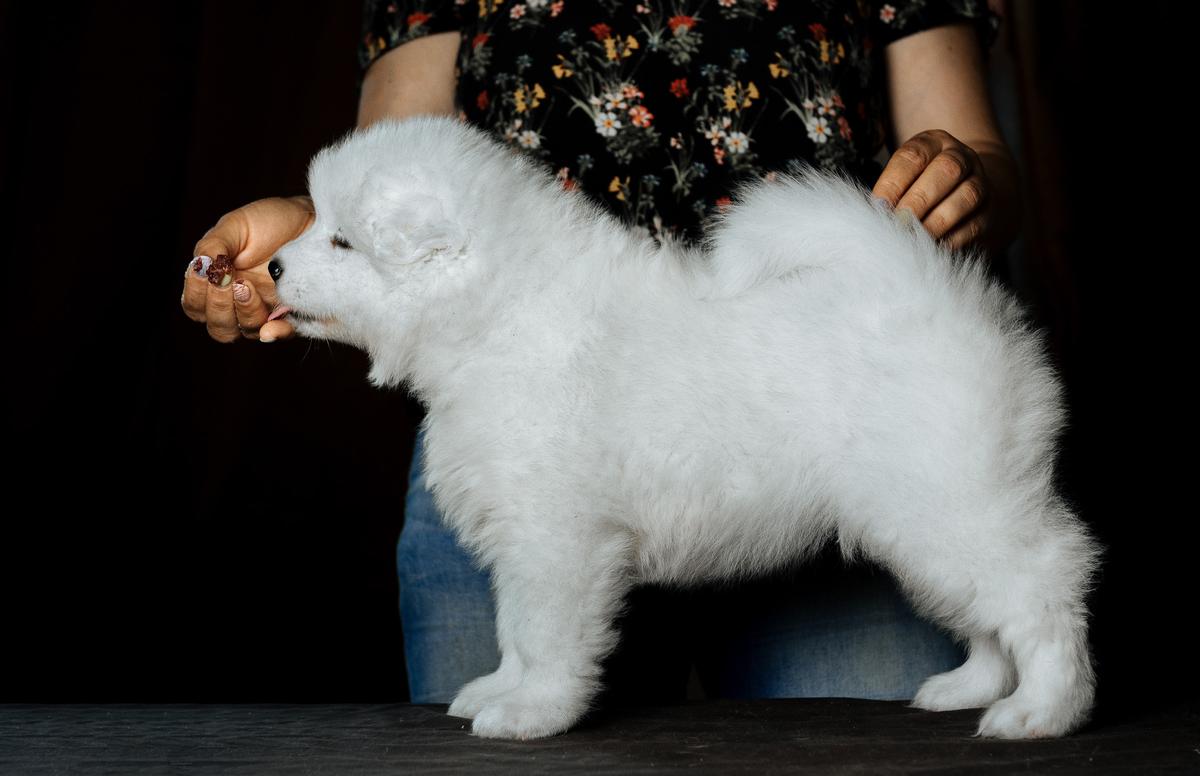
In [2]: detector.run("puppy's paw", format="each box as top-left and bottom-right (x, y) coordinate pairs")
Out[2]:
(448, 669), (520, 720)
(468, 682), (588, 741)
(911, 665), (1010, 712)
(975, 694), (1075, 739)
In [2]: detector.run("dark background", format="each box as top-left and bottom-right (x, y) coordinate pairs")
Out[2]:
(3, 0), (1193, 724)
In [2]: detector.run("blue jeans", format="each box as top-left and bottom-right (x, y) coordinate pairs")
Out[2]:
(399, 428), (965, 704)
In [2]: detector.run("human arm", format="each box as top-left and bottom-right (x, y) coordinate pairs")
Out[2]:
(871, 20), (1021, 257)
(357, 30), (460, 128)
(180, 30), (460, 343)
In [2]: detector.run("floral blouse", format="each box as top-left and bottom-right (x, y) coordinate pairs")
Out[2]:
(359, 0), (1000, 248)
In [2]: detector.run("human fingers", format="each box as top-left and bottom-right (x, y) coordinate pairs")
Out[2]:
(921, 174), (989, 242)
(181, 250), (240, 323)
(259, 318), (296, 343)
(232, 276), (297, 342)
(893, 141), (978, 224)
(941, 210), (991, 253)
(871, 130), (946, 210)
(203, 281), (239, 342)
(231, 277), (267, 340)
(185, 197), (312, 341)
(181, 257), (212, 322)
(182, 253), (237, 330)
(187, 214), (244, 338)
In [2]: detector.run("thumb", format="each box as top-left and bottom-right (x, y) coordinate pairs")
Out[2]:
(231, 196), (315, 271)
(192, 196), (315, 274)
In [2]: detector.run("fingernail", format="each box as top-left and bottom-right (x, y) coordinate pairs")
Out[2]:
(233, 280), (250, 302)
(190, 255), (212, 276)
(872, 196), (892, 210)
(260, 332), (276, 343)
(896, 207), (916, 225)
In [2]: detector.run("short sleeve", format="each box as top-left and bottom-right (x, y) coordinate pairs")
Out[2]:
(358, 0), (464, 76)
(871, 0), (1002, 55)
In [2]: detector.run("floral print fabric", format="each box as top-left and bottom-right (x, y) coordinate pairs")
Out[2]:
(359, 0), (1000, 247)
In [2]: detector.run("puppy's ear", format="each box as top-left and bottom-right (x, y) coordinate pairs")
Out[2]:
(358, 167), (468, 265)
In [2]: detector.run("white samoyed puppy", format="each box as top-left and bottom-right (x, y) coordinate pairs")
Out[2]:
(271, 115), (1101, 741)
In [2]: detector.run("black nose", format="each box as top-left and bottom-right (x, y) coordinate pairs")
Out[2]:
(268, 259), (284, 280)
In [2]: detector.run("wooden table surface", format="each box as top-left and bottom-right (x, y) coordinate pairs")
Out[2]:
(2, 698), (1196, 774)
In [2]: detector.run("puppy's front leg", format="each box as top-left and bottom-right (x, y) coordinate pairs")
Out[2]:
(457, 523), (635, 740)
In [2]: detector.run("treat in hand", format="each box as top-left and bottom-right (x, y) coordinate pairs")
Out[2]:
(196, 253), (236, 287)
(189, 253), (235, 287)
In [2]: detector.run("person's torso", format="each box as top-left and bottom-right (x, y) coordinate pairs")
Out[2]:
(449, 0), (894, 247)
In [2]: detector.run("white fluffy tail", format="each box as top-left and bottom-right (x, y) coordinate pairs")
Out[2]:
(696, 161), (944, 299)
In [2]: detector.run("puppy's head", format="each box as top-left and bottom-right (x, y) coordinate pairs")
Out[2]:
(272, 117), (484, 386)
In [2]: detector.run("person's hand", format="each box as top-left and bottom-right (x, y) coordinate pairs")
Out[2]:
(871, 129), (993, 252)
(180, 196), (315, 343)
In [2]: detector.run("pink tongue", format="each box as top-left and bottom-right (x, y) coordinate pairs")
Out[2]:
(268, 305), (293, 322)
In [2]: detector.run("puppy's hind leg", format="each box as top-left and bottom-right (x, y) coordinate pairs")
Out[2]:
(910, 632), (1016, 711)
(882, 497), (1099, 739)
(446, 653), (524, 721)
(457, 519), (636, 740)
(972, 507), (1100, 739)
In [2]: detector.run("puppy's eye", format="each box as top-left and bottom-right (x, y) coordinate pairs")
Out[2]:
(331, 233), (353, 250)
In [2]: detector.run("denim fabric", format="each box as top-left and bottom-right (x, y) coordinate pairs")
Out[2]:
(398, 431), (501, 704)
(398, 428), (965, 704)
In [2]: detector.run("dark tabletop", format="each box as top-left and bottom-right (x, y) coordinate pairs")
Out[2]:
(2, 699), (1197, 775)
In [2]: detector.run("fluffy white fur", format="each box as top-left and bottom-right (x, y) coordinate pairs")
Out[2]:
(275, 115), (1101, 741)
